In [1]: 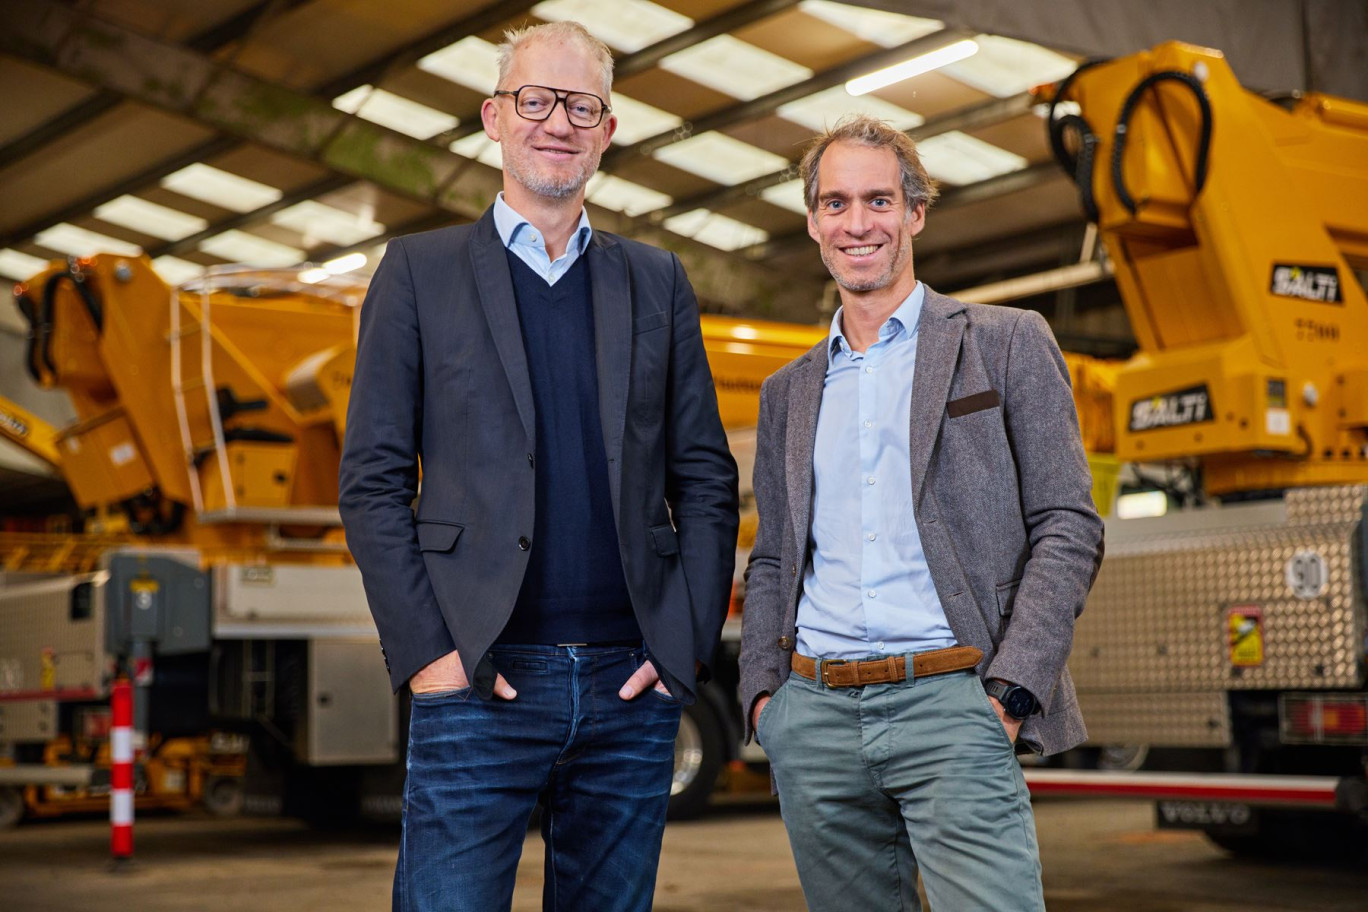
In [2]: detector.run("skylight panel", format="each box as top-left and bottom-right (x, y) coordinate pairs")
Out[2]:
(777, 86), (923, 133)
(941, 35), (1076, 98)
(270, 201), (384, 247)
(663, 209), (769, 252)
(161, 164), (283, 213)
(533, 0), (692, 53)
(418, 36), (501, 95)
(798, 2), (943, 48)
(759, 179), (808, 216)
(449, 133), (503, 169)
(660, 35), (812, 101)
(333, 85), (459, 140)
(153, 255), (206, 286)
(199, 230), (305, 268)
(652, 132), (789, 186)
(34, 224), (141, 258)
(94, 195), (208, 242)
(585, 174), (672, 216)
(914, 131), (1027, 185)
(607, 94), (684, 146)
(0, 248), (49, 282)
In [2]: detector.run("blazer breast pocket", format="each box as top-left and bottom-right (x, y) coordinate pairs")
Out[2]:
(633, 310), (670, 335)
(946, 389), (1001, 418)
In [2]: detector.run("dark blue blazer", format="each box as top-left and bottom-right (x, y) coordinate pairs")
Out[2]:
(339, 208), (739, 701)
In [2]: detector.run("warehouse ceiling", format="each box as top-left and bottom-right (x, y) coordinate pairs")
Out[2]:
(5, 0), (1357, 349)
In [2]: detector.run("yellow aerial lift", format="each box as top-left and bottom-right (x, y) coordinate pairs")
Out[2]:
(1035, 41), (1368, 855)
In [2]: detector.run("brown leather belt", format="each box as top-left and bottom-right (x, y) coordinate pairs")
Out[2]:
(791, 645), (983, 688)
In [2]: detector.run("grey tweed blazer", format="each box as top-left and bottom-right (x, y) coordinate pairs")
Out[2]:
(739, 287), (1104, 756)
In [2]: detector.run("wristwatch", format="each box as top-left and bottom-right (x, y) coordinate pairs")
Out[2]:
(983, 679), (1038, 720)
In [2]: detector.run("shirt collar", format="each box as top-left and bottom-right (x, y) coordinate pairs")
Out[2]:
(493, 192), (593, 256)
(828, 282), (925, 363)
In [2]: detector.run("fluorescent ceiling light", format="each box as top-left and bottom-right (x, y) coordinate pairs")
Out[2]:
(607, 94), (683, 146)
(450, 132), (502, 168)
(585, 174), (672, 216)
(533, 0), (691, 53)
(663, 209), (769, 252)
(161, 163), (283, 213)
(653, 132), (789, 186)
(152, 255), (206, 286)
(200, 230), (305, 268)
(271, 201), (384, 247)
(1116, 490), (1167, 519)
(298, 267), (330, 284)
(914, 130), (1027, 185)
(0, 248), (51, 282)
(942, 35), (1077, 98)
(418, 36), (500, 95)
(660, 35), (812, 101)
(777, 85), (923, 132)
(798, 1), (942, 48)
(759, 179), (808, 216)
(846, 38), (979, 96)
(333, 85), (459, 140)
(34, 223), (141, 258)
(94, 195), (208, 242)
(324, 252), (368, 274)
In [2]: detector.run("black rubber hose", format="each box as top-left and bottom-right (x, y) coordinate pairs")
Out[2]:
(13, 287), (44, 383)
(1046, 58), (1111, 175)
(1111, 70), (1214, 216)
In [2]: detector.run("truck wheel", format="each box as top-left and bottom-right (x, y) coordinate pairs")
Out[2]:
(202, 775), (245, 817)
(0, 786), (23, 829)
(667, 699), (723, 821)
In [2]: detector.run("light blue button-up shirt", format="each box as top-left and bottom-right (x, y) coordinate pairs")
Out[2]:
(795, 282), (957, 661)
(493, 192), (593, 285)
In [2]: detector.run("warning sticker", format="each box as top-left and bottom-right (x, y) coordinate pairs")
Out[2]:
(1227, 606), (1264, 667)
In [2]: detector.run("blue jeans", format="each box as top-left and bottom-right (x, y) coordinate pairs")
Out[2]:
(396, 644), (682, 912)
(760, 665), (1044, 912)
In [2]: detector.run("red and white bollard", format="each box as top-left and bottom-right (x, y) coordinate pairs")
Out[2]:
(110, 677), (134, 863)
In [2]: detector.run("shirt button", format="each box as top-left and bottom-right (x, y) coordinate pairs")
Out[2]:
(863, 420), (873, 428)
(865, 366), (874, 374)
(867, 590), (877, 598)
(867, 532), (877, 541)
(518, 536), (531, 551)
(877, 642), (885, 651)
(867, 476), (876, 485)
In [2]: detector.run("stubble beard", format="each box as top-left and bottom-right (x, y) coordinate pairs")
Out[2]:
(821, 233), (913, 293)
(505, 144), (602, 200)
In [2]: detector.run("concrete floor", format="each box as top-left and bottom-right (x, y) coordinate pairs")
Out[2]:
(2, 798), (1366, 911)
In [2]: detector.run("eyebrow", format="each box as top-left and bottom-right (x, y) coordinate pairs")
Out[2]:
(819, 188), (899, 202)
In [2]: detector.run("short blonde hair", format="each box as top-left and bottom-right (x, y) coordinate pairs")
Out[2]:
(496, 21), (614, 99)
(800, 114), (939, 213)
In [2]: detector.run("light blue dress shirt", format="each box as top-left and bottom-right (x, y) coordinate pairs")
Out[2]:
(493, 193), (593, 285)
(795, 282), (957, 661)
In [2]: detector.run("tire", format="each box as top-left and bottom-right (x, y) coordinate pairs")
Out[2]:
(0, 786), (23, 829)
(202, 774), (245, 818)
(667, 698), (724, 821)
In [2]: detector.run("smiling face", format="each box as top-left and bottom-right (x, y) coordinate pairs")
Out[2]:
(480, 37), (617, 207)
(807, 141), (925, 299)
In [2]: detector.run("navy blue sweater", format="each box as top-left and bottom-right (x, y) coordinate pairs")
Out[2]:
(497, 251), (640, 645)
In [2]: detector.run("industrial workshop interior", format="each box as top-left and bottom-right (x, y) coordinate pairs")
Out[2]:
(1, 0), (1366, 909)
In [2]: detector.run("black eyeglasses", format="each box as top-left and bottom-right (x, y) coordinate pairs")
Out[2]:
(493, 85), (611, 128)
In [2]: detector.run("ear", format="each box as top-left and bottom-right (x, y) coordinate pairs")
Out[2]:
(480, 97), (501, 141)
(908, 200), (927, 238)
(807, 209), (820, 243)
(600, 112), (618, 146)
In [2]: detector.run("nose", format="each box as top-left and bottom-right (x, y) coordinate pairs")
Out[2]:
(541, 97), (575, 136)
(846, 203), (872, 235)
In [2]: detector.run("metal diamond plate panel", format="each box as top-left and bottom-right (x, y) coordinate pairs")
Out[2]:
(1077, 691), (1230, 747)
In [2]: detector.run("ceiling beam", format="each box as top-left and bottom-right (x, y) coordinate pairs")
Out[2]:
(3, 0), (820, 314)
(602, 29), (973, 170)
(439, 0), (802, 146)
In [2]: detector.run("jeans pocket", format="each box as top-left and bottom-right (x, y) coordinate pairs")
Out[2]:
(647, 685), (684, 705)
(410, 685), (473, 705)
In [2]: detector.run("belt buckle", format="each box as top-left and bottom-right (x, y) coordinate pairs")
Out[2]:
(820, 659), (848, 687)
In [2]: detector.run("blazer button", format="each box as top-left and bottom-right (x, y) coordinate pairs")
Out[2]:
(518, 536), (531, 551)
(790, 566), (797, 577)
(778, 636), (792, 649)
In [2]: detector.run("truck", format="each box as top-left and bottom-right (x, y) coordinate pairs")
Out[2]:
(1029, 41), (1368, 856)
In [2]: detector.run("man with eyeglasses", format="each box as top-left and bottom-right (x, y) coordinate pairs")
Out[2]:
(340, 20), (738, 912)
(739, 115), (1104, 910)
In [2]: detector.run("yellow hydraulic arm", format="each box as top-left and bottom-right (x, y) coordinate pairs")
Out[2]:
(1046, 42), (1368, 495)
(0, 397), (63, 470)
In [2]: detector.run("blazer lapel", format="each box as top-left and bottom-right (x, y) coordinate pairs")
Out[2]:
(907, 287), (966, 498)
(470, 210), (535, 443)
(786, 341), (828, 551)
(587, 232), (630, 516)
